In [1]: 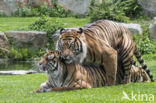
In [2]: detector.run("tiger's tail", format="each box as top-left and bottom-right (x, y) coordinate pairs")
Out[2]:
(134, 45), (154, 82)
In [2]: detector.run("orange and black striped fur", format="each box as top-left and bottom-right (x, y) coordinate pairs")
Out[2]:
(31, 50), (148, 93)
(56, 20), (154, 85)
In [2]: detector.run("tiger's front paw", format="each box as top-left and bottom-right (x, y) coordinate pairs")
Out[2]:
(121, 77), (131, 84)
(29, 90), (41, 94)
(30, 88), (43, 94)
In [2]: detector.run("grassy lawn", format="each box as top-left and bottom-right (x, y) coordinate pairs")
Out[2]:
(0, 17), (90, 32)
(0, 55), (156, 103)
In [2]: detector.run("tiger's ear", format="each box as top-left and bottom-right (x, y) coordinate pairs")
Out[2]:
(60, 28), (65, 34)
(77, 28), (83, 34)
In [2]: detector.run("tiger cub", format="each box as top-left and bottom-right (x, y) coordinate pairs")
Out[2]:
(31, 50), (149, 93)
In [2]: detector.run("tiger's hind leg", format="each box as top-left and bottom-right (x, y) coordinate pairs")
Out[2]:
(120, 47), (135, 84)
(101, 45), (118, 86)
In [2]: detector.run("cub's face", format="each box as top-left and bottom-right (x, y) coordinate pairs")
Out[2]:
(38, 50), (59, 72)
(57, 28), (84, 64)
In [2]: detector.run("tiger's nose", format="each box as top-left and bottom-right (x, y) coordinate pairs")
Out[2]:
(59, 55), (65, 62)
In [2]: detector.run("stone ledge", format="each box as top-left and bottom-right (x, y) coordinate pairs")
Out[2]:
(0, 70), (38, 75)
(5, 31), (47, 49)
(149, 17), (156, 39)
(119, 23), (142, 35)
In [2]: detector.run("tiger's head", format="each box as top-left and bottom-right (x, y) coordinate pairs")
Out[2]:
(38, 50), (60, 72)
(56, 28), (87, 64)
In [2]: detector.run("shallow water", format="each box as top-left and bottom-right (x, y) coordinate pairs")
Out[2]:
(0, 61), (38, 71)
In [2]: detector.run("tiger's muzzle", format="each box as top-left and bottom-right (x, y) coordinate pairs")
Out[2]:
(59, 49), (74, 64)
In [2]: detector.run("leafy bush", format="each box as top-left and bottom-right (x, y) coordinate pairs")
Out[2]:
(7, 47), (46, 61)
(118, 0), (143, 18)
(15, 7), (33, 17)
(133, 24), (156, 54)
(15, 3), (72, 17)
(89, 0), (143, 22)
(0, 12), (6, 17)
(28, 16), (62, 49)
(89, 0), (129, 22)
(134, 35), (156, 54)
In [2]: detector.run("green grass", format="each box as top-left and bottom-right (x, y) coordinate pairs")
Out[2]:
(0, 55), (156, 103)
(0, 17), (90, 32)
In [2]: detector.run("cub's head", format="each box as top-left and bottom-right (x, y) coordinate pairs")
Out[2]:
(38, 50), (60, 72)
(131, 65), (149, 82)
(140, 67), (149, 82)
(57, 28), (86, 64)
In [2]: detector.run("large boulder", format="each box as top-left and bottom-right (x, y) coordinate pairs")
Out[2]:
(119, 23), (142, 35)
(149, 17), (156, 39)
(58, 0), (91, 16)
(138, 0), (156, 17)
(0, 0), (18, 16)
(6, 31), (47, 49)
(0, 31), (10, 52)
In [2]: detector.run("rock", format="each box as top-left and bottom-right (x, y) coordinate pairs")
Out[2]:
(58, 0), (91, 16)
(6, 31), (47, 49)
(119, 23), (142, 35)
(0, 70), (37, 75)
(138, 0), (156, 17)
(0, 0), (18, 16)
(149, 17), (156, 39)
(0, 31), (10, 52)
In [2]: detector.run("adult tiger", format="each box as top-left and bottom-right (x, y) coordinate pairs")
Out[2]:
(56, 20), (154, 85)
(31, 50), (149, 93)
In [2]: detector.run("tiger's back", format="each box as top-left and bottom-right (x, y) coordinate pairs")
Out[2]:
(84, 20), (133, 49)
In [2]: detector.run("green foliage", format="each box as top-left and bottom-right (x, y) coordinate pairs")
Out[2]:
(14, 7), (33, 17)
(89, 0), (143, 22)
(28, 16), (62, 49)
(0, 12), (6, 17)
(0, 49), (8, 58)
(15, 4), (72, 17)
(89, 0), (129, 22)
(7, 47), (46, 61)
(115, 0), (143, 18)
(133, 24), (156, 54)
(134, 35), (156, 54)
(28, 16), (49, 30)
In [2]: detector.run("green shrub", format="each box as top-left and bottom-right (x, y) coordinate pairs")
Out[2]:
(28, 16), (62, 49)
(0, 13), (5, 17)
(134, 34), (156, 54)
(14, 3), (72, 17)
(121, 0), (143, 18)
(133, 24), (156, 54)
(89, 0), (144, 22)
(7, 47), (46, 61)
(15, 7), (33, 17)
(113, 0), (143, 18)
(89, 0), (129, 22)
